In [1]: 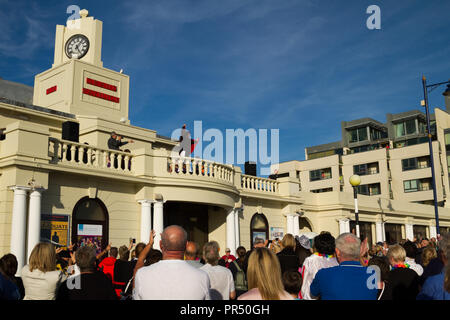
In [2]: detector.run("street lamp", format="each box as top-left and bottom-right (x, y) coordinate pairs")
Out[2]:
(421, 76), (450, 238)
(349, 174), (361, 238)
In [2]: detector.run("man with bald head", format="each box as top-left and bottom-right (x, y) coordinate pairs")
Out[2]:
(185, 241), (203, 269)
(310, 233), (378, 300)
(133, 225), (211, 300)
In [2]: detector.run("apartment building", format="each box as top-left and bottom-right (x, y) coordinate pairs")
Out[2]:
(275, 91), (450, 242)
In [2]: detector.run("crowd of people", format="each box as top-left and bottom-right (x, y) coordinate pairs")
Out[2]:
(1, 226), (449, 300)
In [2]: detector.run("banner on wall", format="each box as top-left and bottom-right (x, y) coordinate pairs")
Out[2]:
(76, 224), (103, 255)
(270, 227), (284, 240)
(41, 214), (70, 249)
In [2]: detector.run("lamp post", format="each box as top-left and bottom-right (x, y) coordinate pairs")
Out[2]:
(349, 174), (361, 238)
(421, 76), (450, 238)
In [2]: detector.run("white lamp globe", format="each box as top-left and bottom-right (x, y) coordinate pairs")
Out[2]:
(349, 174), (361, 187)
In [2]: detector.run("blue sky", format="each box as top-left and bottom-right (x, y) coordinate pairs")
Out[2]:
(1, 0), (450, 173)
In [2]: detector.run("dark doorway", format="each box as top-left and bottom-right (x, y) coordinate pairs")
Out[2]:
(71, 197), (109, 255)
(164, 202), (209, 253)
(385, 223), (402, 245)
(250, 213), (269, 248)
(350, 221), (373, 245)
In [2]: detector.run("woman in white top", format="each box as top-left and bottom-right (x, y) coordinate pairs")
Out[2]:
(300, 232), (338, 300)
(21, 242), (67, 300)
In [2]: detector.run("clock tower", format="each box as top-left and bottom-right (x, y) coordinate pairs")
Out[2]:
(32, 9), (129, 123)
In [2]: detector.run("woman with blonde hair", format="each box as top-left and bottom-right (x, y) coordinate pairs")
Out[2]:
(421, 246), (437, 268)
(238, 247), (293, 300)
(277, 234), (300, 276)
(21, 242), (67, 300)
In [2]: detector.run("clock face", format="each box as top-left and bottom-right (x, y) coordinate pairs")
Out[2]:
(65, 34), (90, 59)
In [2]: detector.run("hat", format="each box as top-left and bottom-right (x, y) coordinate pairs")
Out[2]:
(297, 235), (311, 250)
(111, 131), (116, 136)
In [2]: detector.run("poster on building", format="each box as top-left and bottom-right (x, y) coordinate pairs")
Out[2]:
(41, 214), (70, 249)
(76, 224), (103, 255)
(270, 227), (284, 240)
(252, 231), (267, 244)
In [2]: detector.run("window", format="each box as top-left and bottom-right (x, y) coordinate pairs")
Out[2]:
(307, 150), (335, 160)
(311, 187), (333, 193)
(394, 137), (429, 148)
(356, 183), (380, 196)
(309, 168), (332, 181)
(353, 162), (379, 175)
(370, 127), (387, 141)
(404, 179), (432, 192)
(348, 127), (368, 143)
(395, 119), (417, 137)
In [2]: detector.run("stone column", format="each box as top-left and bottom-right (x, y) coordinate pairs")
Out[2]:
(27, 189), (44, 261)
(405, 224), (414, 241)
(375, 221), (384, 243)
(429, 225), (437, 239)
(339, 218), (350, 234)
(286, 214), (294, 235)
(293, 215), (300, 237)
(234, 209), (240, 249)
(153, 200), (164, 251)
(9, 186), (29, 274)
(226, 209), (236, 255)
(138, 200), (152, 243)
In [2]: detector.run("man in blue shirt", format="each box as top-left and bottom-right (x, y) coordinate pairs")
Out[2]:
(310, 233), (378, 300)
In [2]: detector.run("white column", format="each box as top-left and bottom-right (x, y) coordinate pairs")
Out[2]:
(381, 222), (386, 242)
(138, 200), (152, 243)
(405, 224), (414, 241)
(375, 221), (384, 243)
(153, 200), (164, 251)
(234, 209), (240, 249)
(10, 186), (29, 274)
(339, 219), (350, 234)
(286, 214), (294, 235)
(27, 189), (43, 261)
(293, 215), (300, 237)
(226, 209), (236, 255)
(429, 225), (437, 239)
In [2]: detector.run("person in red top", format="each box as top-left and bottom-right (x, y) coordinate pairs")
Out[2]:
(221, 248), (236, 268)
(98, 247), (118, 282)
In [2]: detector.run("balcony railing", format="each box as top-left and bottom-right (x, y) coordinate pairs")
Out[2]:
(48, 137), (134, 174)
(241, 174), (278, 193)
(167, 156), (234, 184)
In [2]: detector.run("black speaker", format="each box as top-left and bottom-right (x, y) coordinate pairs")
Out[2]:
(245, 161), (257, 176)
(62, 121), (79, 143)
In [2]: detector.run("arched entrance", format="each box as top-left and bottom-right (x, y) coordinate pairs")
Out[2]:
(71, 197), (109, 254)
(250, 213), (269, 247)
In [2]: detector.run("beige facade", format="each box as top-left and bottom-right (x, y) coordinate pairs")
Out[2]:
(1, 10), (450, 273)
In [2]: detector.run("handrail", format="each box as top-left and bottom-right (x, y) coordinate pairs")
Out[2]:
(166, 155), (234, 184)
(241, 174), (278, 193)
(48, 137), (134, 174)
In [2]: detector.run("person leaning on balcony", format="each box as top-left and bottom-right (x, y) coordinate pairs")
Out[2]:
(107, 131), (134, 151)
